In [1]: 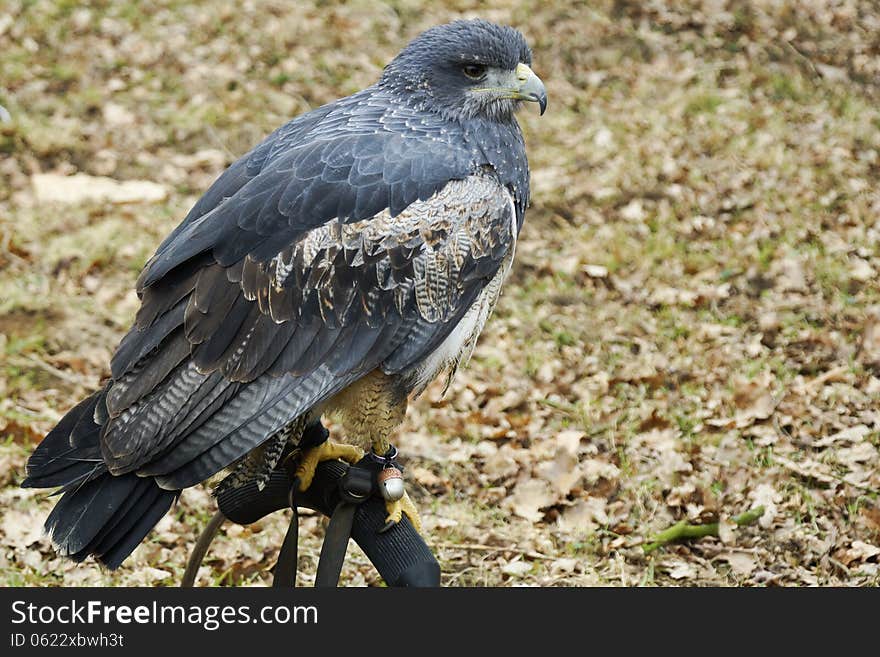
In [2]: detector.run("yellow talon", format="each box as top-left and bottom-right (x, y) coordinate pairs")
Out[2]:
(295, 440), (364, 491)
(382, 490), (422, 534)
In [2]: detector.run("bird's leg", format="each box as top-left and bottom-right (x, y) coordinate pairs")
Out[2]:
(326, 370), (423, 533)
(384, 492), (421, 533)
(295, 440), (364, 492)
(371, 446), (422, 534)
(360, 381), (422, 534)
(370, 441), (423, 534)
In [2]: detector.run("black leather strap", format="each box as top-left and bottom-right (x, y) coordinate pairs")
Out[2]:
(314, 501), (356, 587)
(271, 486), (299, 587)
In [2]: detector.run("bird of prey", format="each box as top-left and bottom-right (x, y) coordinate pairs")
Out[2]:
(22, 19), (546, 569)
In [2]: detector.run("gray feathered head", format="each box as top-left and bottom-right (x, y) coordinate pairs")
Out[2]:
(381, 19), (547, 122)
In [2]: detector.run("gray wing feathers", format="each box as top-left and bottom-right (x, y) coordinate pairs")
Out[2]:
(101, 173), (514, 486)
(152, 367), (357, 489)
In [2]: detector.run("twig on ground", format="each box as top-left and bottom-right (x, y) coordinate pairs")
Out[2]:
(800, 365), (851, 393)
(433, 542), (555, 561)
(8, 354), (95, 387)
(642, 506), (765, 554)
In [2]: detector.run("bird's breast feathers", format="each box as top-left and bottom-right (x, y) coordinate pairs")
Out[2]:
(406, 186), (517, 394)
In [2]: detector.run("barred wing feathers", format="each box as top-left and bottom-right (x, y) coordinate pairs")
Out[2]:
(102, 173), (515, 490)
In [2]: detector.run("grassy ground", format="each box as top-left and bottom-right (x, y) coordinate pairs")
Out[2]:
(1, 0), (879, 586)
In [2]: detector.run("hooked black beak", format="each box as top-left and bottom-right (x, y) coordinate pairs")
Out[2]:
(513, 63), (547, 115)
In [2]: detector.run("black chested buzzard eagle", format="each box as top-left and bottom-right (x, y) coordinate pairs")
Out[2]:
(23, 19), (546, 569)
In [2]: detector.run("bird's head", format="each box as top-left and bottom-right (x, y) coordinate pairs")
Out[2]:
(381, 19), (547, 123)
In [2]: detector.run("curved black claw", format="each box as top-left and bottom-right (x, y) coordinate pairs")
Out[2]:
(380, 519), (398, 534)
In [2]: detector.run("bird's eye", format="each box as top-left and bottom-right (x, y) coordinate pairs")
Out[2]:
(461, 64), (487, 80)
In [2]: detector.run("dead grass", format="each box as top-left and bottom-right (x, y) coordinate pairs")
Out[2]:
(1, 0), (879, 586)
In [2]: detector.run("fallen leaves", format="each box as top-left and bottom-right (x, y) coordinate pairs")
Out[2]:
(500, 560), (533, 577)
(774, 455), (837, 488)
(536, 448), (580, 497)
(0, 509), (44, 548)
(858, 307), (880, 371)
(535, 431), (584, 497)
(507, 479), (555, 523)
(814, 424), (872, 448)
(0, 418), (43, 444)
(557, 497), (608, 535)
(848, 257), (875, 283)
(707, 372), (781, 430)
(836, 541), (880, 568)
(3, 0), (880, 588)
(750, 485), (781, 530)
(31, 173), (168, 205)
(666, 560), (697, 580)
(718, 552), (758, 577)
(770, 254), (809, 293)
(581, 459), (621, 486)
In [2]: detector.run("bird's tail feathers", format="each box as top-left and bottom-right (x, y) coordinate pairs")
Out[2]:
(22, 388), (178, 569)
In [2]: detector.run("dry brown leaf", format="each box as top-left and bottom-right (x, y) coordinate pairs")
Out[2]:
(555, 429), (583, 455)
(557, 497), (607, 534)
(839, 541), (880, 566)
(859, 307), (880, 369)
(666, 482), (696, 507)
(649, 285), (698, 307)
(507, 479), (554, 522)
(424, 516), (458, 530)
(849, 257), (875, 282)
(771, 254), (808, 292)
(501, 560), (533, 577)
(835, 442), (878, 467)
(727, 372), (779, 428)
(750, 484), (781, 529)
(774, 455), (836, 487)
(0, 509), (45, 548)
(860, 506), (880, 534)
(718, 516), (737, 544)
(139, 567), (173, 584)
(550, 558), (579, 575)
(666, 560), (696, 580)
(745, 424), (779, 446)
(536, 448), (580, 497)
(32, 173), (168, 205)
(719, 552), (758, 576)
(638, 408), (672, 432)
(583, 264), (608, 278)
(483, 445), (520, 481)
(102, 102), (135, 126)
(411, 466), (443, 489)
(0, 418), (42, 443)
(170, 149), (228, 171)
(814, 424), (871, 448)
(581, 459), (621, 485)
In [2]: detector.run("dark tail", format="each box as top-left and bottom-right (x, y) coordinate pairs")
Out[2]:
(21, 389), (178, 569)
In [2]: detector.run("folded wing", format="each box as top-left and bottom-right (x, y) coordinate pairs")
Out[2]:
(102, 171), (515, 490)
